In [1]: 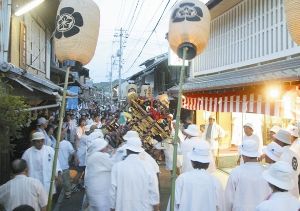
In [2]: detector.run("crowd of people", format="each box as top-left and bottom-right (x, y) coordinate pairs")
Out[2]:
(0, 108), (300, 211)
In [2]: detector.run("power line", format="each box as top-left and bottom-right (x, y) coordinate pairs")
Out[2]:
(123, 0), (137, 31)
(127, 0), (146, 36)
(123, 0), (171, 75)
(115, 0), (125, 30)
(124, 0), (166, 65)
(126, 0), (141, 32)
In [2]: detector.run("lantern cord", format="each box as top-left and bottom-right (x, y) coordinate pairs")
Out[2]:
(123, 0), (171, 75)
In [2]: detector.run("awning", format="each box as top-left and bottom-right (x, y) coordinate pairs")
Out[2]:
(0, 62), (62, 96)
(169, 57), (300, 117)
(169, 57), (300, 94)
(24, 103), (60, 111)
(182, 86), (300, 118)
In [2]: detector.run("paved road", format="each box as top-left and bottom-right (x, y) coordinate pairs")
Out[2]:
(55, 166), (229, 211)
(53, 188), (85, 211)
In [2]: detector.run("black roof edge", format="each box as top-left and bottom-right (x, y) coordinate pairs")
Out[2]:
(207, 0), (222, 9)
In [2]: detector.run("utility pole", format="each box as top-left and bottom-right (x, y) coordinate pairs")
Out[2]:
(118, 28), (123, 106)
(110, 55), (114, 104)
(115, 28), (128, 107)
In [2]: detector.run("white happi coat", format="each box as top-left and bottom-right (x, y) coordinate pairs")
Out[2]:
(225, 162), (271, 211)
(163, 130), (184, 171)
(77, 130), (103, 166)
(139, 150), (160, 174)
(174, 169), (224, 211)
(256, 192), (300, 211)
(181, 138), (216, 173)
(291, 139), (300, 154)
(85, 152), (114, 211)
(280, 146), (300, 198)
(110, 154), (159, 211)
(242, 134), (262, 155)
(181, 137), (201, 173)
(111, 145), (126, 163)
(0, 175), (48, 211)
(63, 120), (77, 144)
(22, 145), (61, 195)
(204, 123), (225, 150)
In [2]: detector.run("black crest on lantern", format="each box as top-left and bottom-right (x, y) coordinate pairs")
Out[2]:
(172, 2), (203, 23)
(55, 7), (84, 39)
(292, 156), (298, 171)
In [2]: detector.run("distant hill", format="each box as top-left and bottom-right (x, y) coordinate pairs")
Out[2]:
(94, 79), (124, 93)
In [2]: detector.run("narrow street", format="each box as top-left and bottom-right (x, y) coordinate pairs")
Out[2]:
(1, 0), (300, 210)
(55, 166), (229, 211)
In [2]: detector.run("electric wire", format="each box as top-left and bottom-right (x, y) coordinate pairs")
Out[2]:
(124, 0), (166, 62)
(126, 0), (141, 33)
(123, 0), (171, 75)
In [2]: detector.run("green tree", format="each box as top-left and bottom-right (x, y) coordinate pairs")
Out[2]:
(0, 78), (29, 184)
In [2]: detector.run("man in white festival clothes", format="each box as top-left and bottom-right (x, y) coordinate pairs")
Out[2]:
(174, 141), (225, 211)
(289, 126), (300, 193)
(256, 161), (300, 211)
(204, 114), (225, 156)
(22, 131), (62, 196)
(242, 123), (262, 154)
(36, 117), (51, 147)
(0, 159), (48, 211)
(162, 119), (184, 173)
(112, 130), (160, 176)
(58, 129), (77, 199)
(274, 129), (300, 198)
(289, 126), (300, 155)
(85, 138), (113, 211)
(225, 139), (271, 211)
(262, 141), (283, 165)
(110, 136), (160, 211)
(181, 124), (215, 173)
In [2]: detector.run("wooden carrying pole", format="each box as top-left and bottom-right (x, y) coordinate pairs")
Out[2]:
(170, 47), (187, 211)
(47, 66), (70, 211)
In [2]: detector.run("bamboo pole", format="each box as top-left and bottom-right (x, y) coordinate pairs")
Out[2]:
(170, 47), (187, 211)
(47, 66), (70, 211)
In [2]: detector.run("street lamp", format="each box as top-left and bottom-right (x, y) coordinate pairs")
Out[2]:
(266, 85), (281, 99)
(15, 0), (45, 16)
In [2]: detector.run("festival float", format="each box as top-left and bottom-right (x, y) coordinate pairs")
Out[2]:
(103, 83), (172, 155)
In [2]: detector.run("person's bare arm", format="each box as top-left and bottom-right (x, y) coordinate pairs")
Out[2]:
(153, 204), (160, 211)
(41, 206), (46, 211)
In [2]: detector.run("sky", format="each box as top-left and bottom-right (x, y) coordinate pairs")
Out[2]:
(86, 0), (209, 83)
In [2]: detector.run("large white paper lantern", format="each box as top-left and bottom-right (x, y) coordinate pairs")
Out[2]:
(54, 0), (100, 65)
(140, 84), (153, 98)
(126, 83), (137, 95)
(168, 0), (211, 60)
(284, 0), (300, 45)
